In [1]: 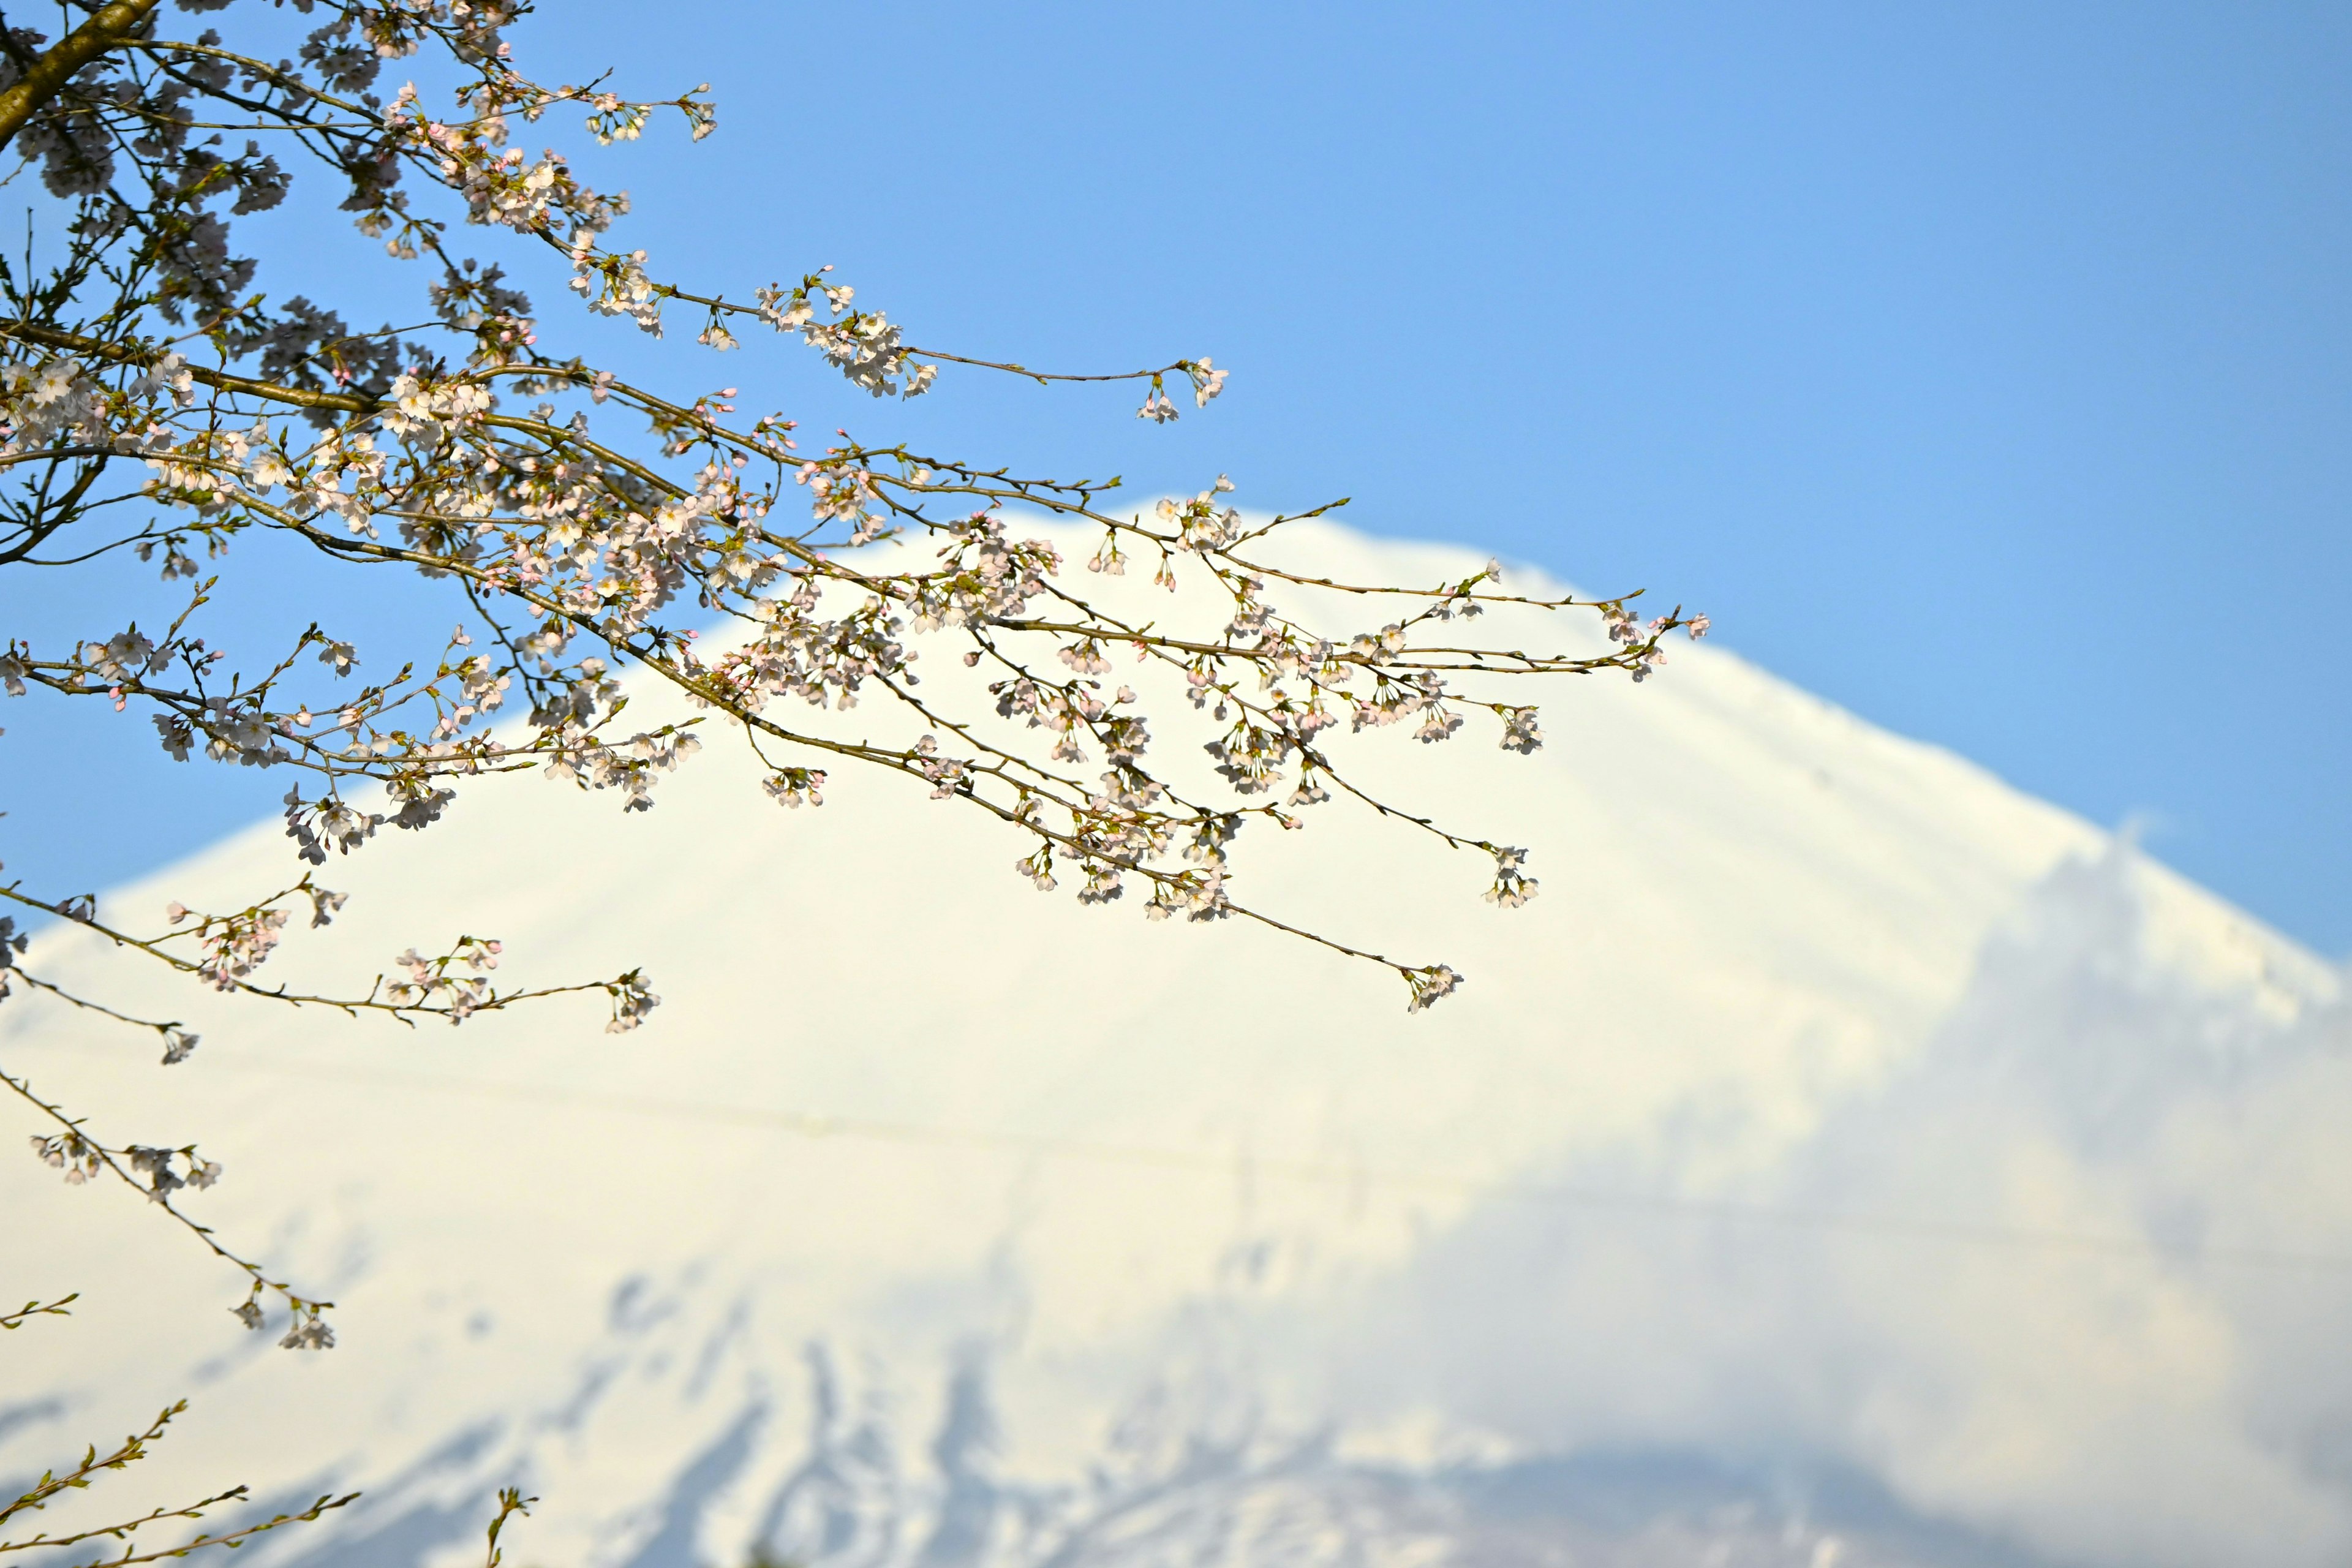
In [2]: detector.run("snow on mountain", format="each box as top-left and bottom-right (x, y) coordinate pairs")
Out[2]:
(3, 522), (2346, 1568)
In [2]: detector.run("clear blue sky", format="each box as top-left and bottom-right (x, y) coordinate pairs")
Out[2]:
(6, 1), (2346, 954)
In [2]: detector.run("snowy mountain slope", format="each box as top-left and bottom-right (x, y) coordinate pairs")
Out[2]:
(2, 522), (2346, 1568)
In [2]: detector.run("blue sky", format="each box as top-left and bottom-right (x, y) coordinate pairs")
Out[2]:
(6, 0), (2346, 953)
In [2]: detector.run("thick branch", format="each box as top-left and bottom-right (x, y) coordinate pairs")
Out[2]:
(0, 320), (374, 413)
(0, 0), (165, 152)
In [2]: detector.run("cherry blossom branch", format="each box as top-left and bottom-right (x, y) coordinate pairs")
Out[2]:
(0, 1486), (247, 1556)
(0, 1292), (75, 1332)
(0, 1404), (184, 1533)
(0, 886), (646, 1031)
(479, 1488), (533, 1568)
(0, 2), (1703, 1098)
(15, 1491), (356, 1568)
(0, 1399), (355, 1567)
(1, 1068), (333, 1343)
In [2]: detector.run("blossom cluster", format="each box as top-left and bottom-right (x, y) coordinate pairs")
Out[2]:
(28, 1131), (219, 1202)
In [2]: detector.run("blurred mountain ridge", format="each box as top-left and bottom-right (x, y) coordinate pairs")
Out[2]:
(3, 522), (2345, 1568)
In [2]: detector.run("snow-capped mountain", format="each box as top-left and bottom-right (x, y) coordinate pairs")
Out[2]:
(4, 523), (2346, 1568)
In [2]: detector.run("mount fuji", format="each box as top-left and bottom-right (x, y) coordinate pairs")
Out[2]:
(4, 522), (2346, 1568)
